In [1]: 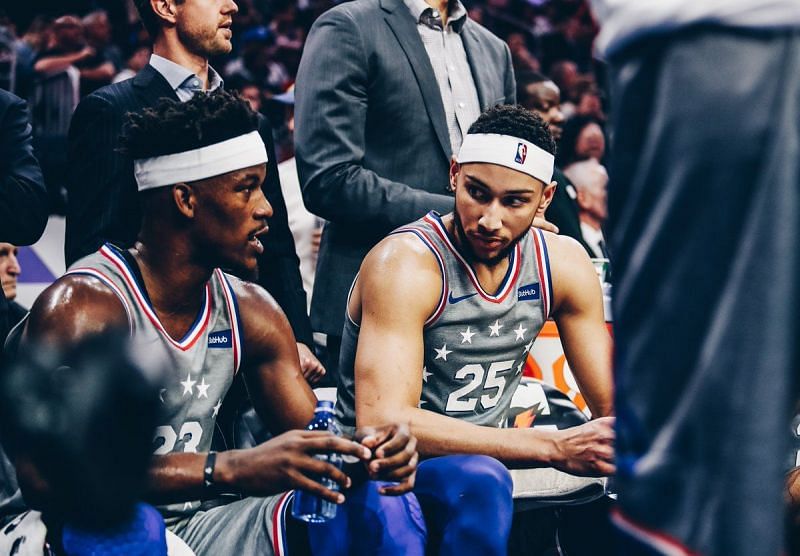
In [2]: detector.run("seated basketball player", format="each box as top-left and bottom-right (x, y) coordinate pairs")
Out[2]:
(14, 91), (426, 555)
(336, 105), (616, 552)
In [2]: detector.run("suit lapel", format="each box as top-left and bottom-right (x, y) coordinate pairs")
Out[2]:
(460, 21), (491, 110)
(132, 65), (180, 106)
(381, 0), (451, 159)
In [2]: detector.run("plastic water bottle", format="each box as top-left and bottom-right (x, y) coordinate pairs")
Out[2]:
(291, 400), (344, 522)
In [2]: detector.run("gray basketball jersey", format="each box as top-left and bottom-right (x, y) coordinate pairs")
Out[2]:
(337, 212), (553, 432)
(68, 244), (244, 521)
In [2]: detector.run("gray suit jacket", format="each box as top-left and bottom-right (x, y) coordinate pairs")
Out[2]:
(295, 0), (515, 336)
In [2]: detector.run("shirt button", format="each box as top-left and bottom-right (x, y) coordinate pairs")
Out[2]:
(449, 64), (456, 71)
(432, 9), (439, 16)
(458, 102), (466, 108)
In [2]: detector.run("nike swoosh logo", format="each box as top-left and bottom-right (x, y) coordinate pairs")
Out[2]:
(448, 292), (478, 304)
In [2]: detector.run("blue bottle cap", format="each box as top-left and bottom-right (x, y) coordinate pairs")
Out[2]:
(314, 400), (335, 412)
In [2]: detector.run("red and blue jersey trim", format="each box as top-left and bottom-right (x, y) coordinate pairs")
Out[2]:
(531, 228), (553, 319)
(98, 244), (211, 351)
(611, 507), (700, 556)
(271, 491), (295, 556)
(217, 270), (244, 375)
(391, 226), (448, 327)
(423, 212), (521, 304)
(66, 267), (134, 335)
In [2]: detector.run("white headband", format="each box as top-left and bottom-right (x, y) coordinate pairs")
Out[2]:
(133, 131), (268, 191)
(456, 133), (554, 184)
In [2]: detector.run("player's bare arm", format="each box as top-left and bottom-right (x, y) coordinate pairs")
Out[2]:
(546, 232), (614, 417)
(230, 275), (419, 495)
(354, 234), (614, 475)
(19, 275), (375, 505)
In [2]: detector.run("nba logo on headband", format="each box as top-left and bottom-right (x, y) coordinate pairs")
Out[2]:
(515, 143), (527, 164)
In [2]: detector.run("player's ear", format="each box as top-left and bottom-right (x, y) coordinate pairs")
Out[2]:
(538, 180), (557, 213)
(173, 183), (196, 218)
(151, 0), (178, 25)
(449, 158), (460, 193)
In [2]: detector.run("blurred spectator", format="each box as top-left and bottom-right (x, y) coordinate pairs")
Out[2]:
(563, 158), (608, 259)
(506, 32), (540, 74)
(0, 88), (47, 352)
(557, 114), (605, 167)
(112, 44), (150, 83)
(237, 80), (263, 113)
(79, 10), (122, 95)
(30, 15), (89, 213)
(0, 243), (25, 338)
(224, 27), (290, 94)
(0, 333), (167, 554)
(517, 71), (593, 256)
(572, 75), (605, 121)
(548, 59), (579, 116)
(33, 16), (92, 78)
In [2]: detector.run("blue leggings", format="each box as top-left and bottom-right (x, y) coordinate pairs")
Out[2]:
(307, 454), (513, 556)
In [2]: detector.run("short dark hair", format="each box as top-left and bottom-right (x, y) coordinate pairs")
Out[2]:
(0, 333), (163, 529)
(122, 89), (259, 160)
(467, 104), (556, 156)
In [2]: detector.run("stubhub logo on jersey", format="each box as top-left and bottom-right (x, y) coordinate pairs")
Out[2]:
(208, 330), (233, 348)
(517, 283), (540, 302)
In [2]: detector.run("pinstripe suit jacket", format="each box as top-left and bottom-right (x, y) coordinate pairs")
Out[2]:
(295, 0), (516, 337)
(65, 64), (312, 344)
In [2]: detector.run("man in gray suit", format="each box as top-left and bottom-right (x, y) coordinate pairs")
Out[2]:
(295, 0), (516, 378)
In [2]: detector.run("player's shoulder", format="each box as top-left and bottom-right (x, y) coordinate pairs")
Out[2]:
(365, 229), (441, 273)
(535, 229), (590, 262)
(24, 273), (129, 342)
(220, 271), (285, 322)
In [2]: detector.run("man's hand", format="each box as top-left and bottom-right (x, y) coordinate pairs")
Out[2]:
(218, 430), (371, 504)
(548, 416), (615, 477)
(297, 342), (326, 384)
(355, 423), (418, 495)
(532, 216), (559, 234)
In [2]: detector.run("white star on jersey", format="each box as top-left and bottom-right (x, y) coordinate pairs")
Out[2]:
(212, 399), (223, 418)
(434, 343), (452, 361)
(422, 366), (432, 382)
(513, 323), (527, 341)
(197, 377), (210, 399)
(516, 360), (526, 375)
(489, 320), (503, 337)
(460, 326), (476, 344)
(522, 337), (535, 355)
(180, 373), (196, 396)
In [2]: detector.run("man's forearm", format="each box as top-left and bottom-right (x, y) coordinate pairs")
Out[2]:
(145, 450), (246, 505)
(364, 405), (559, 466)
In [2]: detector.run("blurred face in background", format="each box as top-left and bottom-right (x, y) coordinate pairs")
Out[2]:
(574, 122), (605, 161)
(0, 243), (21, 301)
(522, 81), (564, 141)
(51, 16), (85, 52)
(239, 84), (262, 113)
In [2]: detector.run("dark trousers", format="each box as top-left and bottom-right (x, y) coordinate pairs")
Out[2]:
(606, 26), (800, 555)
